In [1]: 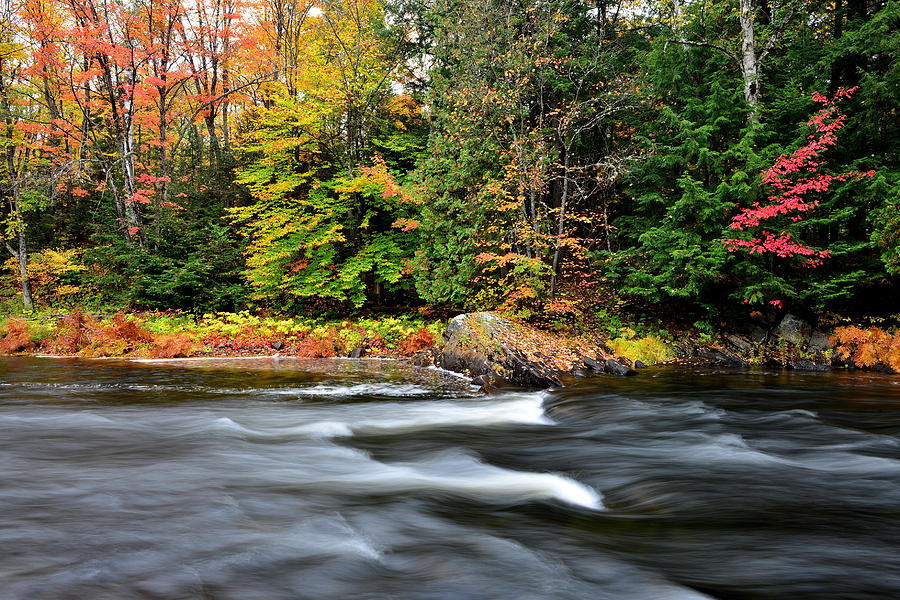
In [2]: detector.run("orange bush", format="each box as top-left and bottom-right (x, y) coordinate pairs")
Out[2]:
(833, 326), (900, 372)
(149, 334), (199, 358)
(0, 319), (36, 354)
(397, 327), (436, 354)
(81, 314), (155, 357)
(52, 311), (98, 354)
(294, 337), (337, 358)
(104, 314), (153, 344)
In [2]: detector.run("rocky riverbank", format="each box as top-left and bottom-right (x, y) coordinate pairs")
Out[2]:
(436, 313), (635, 390)
(1, 309), (896, 390)
(432, 312), (899, 389)
(669, 312), (898, 374)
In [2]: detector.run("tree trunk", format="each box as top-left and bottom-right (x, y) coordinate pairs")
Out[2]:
(2, 170), (34, 313)
(120, 123), (143, 245)
(550, 151), (570, 300)
(16, 226), (34, 312)
(739, 0), (761, 122)
(603, 198), (612, 252)
(98, 54), (143, 245)
(221, 100), (230, 152)
(829, 0), (845, 90)
(157, 102), (168, 242)
(205, 112), (221, 167)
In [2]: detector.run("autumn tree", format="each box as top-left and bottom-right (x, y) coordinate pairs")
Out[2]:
(181, 0), (243, 166)
(230, 0), (423, 308)
(0, 0), (36, 310)
(723, 88), (875, 304)
(412, 0), (640, 309)
(0, 0), (63, 310)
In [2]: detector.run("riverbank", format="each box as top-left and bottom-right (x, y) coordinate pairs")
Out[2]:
(1, 309), (898, 383)
(0, 311), (445, 362)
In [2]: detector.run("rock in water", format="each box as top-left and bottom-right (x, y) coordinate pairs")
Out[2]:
(438, 313), (633, 389)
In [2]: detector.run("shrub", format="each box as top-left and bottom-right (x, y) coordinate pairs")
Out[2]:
(52, 311), (98, 354)
(104, 314), (153, 345)
(81, 338), (131, 358)
(833, 326), (900, 372)
(294, 337), (337, 358)
(0, 319), (36, 354)
(80, 314), (155, 358)
(398, 327), (436, 354)
(149, 334), (200, 359)
(608, 328), (674, 366)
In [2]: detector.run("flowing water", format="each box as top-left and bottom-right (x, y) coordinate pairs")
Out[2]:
(2, 356), (900, 600)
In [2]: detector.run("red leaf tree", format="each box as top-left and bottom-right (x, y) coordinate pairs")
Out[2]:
(723, 87), (875, 268)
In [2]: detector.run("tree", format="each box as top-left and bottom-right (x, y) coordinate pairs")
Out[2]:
(723, 87), (875, 304)
(1, 0), (55, 311)
(229, 0), (422, 307)
(661, 0), (799, 121)
(413, 0), (639, 310)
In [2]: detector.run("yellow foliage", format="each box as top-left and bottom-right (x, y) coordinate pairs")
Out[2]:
(3, 248), (86, 304)
(608, 335), (674, 366)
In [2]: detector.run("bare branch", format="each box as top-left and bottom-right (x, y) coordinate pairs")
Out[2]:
(671, 38), (740, 66)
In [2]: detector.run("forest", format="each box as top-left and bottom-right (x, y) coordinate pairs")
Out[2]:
(0, 0), (897, 330)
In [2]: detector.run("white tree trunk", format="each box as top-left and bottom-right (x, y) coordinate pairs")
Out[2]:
(16, 226), (34, 312)
(739, 0), (761, 121)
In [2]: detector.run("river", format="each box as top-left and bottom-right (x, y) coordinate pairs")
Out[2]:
(1, 356), (899, 599)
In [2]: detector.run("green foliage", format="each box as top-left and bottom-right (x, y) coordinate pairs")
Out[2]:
(870, 175), (900, 275)
(80, 221), (247, 313)
(229, 41), (425, 308)
(2, 0), (896, 323)
(231, 153), (419, 307)
(604, 0), (899, 317)
(412, 0), (641, 309)
(411, 123), (500, 306)
(609, 77), (754, 309)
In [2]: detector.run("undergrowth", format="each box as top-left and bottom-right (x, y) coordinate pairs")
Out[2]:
(0, 310), (446, 359)
(832, 326), (900, 372)
(607, 327), (675, 366)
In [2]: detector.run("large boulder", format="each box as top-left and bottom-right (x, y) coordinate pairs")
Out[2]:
(438, 313), (635, 389)
(774, 313), (813, 346)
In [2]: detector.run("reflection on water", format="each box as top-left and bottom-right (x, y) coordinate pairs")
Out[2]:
(1, 357), (899, 599)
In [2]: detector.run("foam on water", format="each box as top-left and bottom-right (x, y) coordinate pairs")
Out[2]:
(214, 416), (354, 438)
(212, 416), (602, 509)
(687, 432), (790, 465)
(423, 364), (475, 380)
(351, 394), (553, 432)
(264, 447), (605, 510)
(272, 383), (436, 397)
(215, 394), (552, 440)
(392, 455), (604, 509)
(0, 379), (462, 399)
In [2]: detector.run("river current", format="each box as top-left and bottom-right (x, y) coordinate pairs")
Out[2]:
(1, 356), (899, 599)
